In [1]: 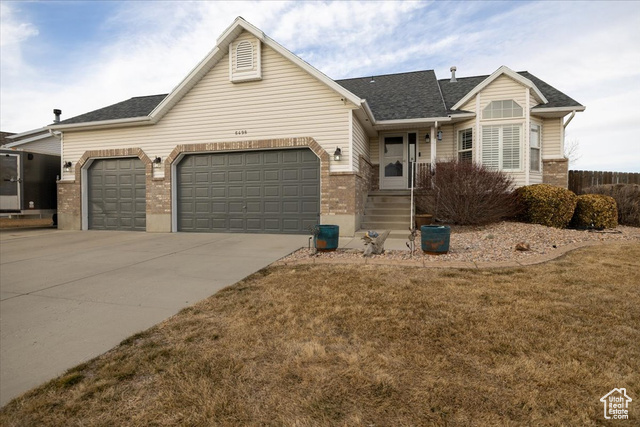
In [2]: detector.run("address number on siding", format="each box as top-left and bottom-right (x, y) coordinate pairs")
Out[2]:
(235, 130), (248, 135)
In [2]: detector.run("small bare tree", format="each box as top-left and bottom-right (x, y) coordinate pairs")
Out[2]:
(564, 137), (581, 166)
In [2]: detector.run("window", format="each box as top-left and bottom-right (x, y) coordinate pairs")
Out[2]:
(236, 41), (253, 70)
(458, 128), (473, 162)
(482, 124), (521, 171)
(482, 100), (523, 119)
(530, 124), (541, 172)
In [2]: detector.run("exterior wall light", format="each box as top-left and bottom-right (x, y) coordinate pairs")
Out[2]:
(63, 161), (72, 172)
(425, 133), (430, 143)
(333, 147), (342, 161)
(153, 156), (162, 167)
(437, 130), (443, 141)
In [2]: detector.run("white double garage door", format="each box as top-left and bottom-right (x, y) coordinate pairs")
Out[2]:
(87, 148), (320, 234)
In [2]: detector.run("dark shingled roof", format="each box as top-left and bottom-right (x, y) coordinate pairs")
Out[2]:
(336, 70), (448, 120)
(57, 94), (168, 125)
(57, 70), (582, 125)
(438, 71), (583, 112)
(521, 72), (583, 109)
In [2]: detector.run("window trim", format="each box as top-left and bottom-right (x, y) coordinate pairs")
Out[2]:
(457, 128), (473, 162)
(481, 123), (523, 172)
(530, 123), (541, 172)
(482, 100), (524, 120)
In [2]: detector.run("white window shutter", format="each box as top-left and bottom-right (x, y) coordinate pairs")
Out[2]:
(482, 126), (500, 169)
(502, 125), (520, 169)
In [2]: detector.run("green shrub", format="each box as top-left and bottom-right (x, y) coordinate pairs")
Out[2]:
(571, 194), (618, 229)
(515, 184), (577, 228)
(585, 184), (640, 227)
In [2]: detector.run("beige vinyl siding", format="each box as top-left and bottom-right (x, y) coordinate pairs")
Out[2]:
(529, 88), (539, 109)
(542, 117), (563, 159)
(460, 98), (476, 113)
(479, 75), (527, 112)
(435, 125), (455, 161)
(506, 171), (528, 187)
(351, 113), (368, 172)
(62, 31), (352, 180)
(369, 136), (379, 164)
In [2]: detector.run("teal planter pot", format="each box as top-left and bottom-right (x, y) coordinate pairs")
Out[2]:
(315, 225), (339, 251)
(421, 225), (451, 254)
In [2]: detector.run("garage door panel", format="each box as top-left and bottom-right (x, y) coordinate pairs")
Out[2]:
(302, 185), (319, 197)
(246, 170), (261, 181)
(178, 149), (319, 234)
(302, 168), (319, 180)
(264, 170), (279, 181)
(228, 186), (243, 198)
(246, 186), (261, 197)
(264, 186), (279, 197)
(88, 158), (146, 231)
(264, 201), (280, 213)
(211, 202), (226, 213)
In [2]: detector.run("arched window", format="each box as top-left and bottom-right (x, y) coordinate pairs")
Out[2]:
(236, 41), (253, 70)
(482, 100), (523, 119)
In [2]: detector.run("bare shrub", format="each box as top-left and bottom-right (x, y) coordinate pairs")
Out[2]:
(431, 160), (518, 225)
(585, 184), (640, 227)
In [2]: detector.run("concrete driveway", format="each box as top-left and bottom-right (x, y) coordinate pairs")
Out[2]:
(0, 228), (307, 406)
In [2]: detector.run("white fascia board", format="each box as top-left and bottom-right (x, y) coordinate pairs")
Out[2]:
(3, 132), (58, 148)
(48, 116), (152, 131)
(452, 65), (548, 110)
(532, 106), (586, 113)
(5, 127), (48, 140)
(376, 117), (452, 125)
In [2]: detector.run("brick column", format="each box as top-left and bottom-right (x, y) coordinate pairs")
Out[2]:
(543, 158), (569, 188)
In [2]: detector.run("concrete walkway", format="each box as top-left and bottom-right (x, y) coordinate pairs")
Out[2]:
(0, 228), (307, 407)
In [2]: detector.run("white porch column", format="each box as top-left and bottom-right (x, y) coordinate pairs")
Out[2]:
(430, 124), (437, 166)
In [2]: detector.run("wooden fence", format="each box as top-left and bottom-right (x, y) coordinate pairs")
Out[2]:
(569, 170), (640, 194)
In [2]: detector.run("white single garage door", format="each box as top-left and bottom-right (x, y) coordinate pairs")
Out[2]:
(177, 149), (320, 234)
(88, 158), (146, 231)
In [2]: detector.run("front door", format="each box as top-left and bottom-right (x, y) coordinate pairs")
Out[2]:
(0, 154), (20, 211)
(380, 135), (406, 189)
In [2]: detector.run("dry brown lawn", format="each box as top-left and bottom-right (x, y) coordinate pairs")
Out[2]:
(1, 242), (639, 426)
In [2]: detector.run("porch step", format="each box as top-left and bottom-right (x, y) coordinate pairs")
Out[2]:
(355, 229), (413, 239)
(362, 190), (413, 234)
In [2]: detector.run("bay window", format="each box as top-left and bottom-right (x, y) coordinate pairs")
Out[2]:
(530, 124), (541, 172)
(481, 124), (522, 171)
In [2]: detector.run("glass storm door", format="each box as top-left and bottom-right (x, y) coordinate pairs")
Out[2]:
(0, 154), (20, 211)
(381, 135), (406, 189)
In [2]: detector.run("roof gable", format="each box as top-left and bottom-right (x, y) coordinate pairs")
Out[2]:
(451, 66), (548, 110)
(148, 17), (363, 123)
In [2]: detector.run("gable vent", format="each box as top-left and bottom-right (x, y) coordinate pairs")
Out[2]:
(236, 41), (253, 70)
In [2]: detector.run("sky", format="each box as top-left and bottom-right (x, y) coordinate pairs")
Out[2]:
(1, 0), (639, 172)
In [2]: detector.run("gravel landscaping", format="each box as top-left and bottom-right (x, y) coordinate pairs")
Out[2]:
(281, 221), (640, 264)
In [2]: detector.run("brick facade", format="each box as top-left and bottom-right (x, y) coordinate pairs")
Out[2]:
(370, 164), (380, 191)
(543, 158), (569, 188)
(58, 137), (366, 233)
